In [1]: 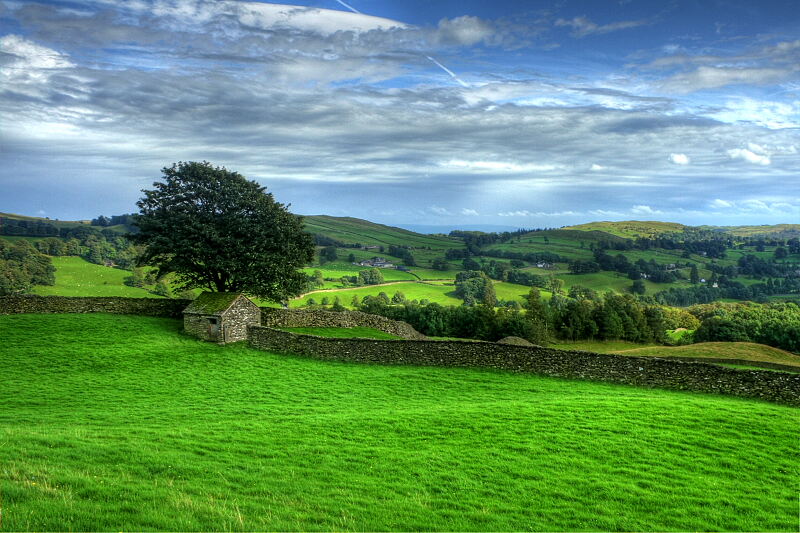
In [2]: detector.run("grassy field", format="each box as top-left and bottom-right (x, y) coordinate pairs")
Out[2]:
(1, 313), (797, 531)
(563, 221), (689, 239)
(293, 281), (463, 308)
(612, 342), (800, 368)
(278, 326), (403, 340)
(31, 257), (158, 298)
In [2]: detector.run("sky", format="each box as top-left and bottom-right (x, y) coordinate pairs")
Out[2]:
(1, 0), (799, 230)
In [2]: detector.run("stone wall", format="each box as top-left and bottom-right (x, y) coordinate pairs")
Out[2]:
(261, 308), (427, 339)
(224, 298), (261, 343)
(248, 326), (800, 406)
(0, 295), (190, 318)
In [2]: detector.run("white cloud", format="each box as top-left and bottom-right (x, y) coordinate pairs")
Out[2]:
(727, 148), (771, 166)
(442, 160), (560, 172)
(631, 205), (662, 215)
(669, 153), (690, 165)
(710, 199), (733, 208)
(428, 205), (452, 216)
(435, 15), (493, 46)
(0, 34), (74, 70)
(460, 208), (479, 216)
(659, 66), (791, 94)
(555, 16), (648, 38)
(590, 164), (605, 171)
(497, 210), (578, 217)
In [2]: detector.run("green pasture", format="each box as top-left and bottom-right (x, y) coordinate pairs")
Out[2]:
(302, 266), (419, 283)
(293, 281), (462, 307)
(31, 257), (158, 298)
(493, 281), (542, 303)
(304, 215), (462, 251)
(1, 313), (796, 531)
(611, 342), (800, 368)
(564, 221), (689, 238)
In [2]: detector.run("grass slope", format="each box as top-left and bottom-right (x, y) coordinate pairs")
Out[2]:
(563, 221), (689, 238)
(1, 314), (796, 531)
(305, 215), (462, 250)
(611, 342), (800, 368)
(293, 281), (463, 307)
(31, 257), (158, 298)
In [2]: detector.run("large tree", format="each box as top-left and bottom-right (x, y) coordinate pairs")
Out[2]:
(133, 161), (314, 301)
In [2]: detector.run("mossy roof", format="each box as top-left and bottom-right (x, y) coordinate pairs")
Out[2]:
(183, 292), (252, 315)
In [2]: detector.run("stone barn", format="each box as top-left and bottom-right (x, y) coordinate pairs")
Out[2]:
(183, 292), (261, 344)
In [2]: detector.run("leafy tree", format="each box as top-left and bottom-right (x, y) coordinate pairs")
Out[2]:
(154, 279), (172, 297)
(689, 264), (700, 285)
(133, 161), (314, 302)
(320, 246), (338, 264)
(358, 268), (384, 285)
(392, 291), (406, 304)
(631, 279), (646, 295)
(774, 246), (788, 260)
(347, 253), (356, 263)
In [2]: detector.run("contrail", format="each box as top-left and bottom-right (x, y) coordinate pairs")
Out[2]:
(425, 55), (469, 88)
(335, 0), (362, 15)
(333, 0), (469, 88)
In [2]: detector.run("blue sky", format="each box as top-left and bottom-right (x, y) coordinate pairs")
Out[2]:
(1, 0), (798, 229)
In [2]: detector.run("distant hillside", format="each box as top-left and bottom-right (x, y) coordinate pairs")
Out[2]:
(564, 221), (689, 239)
(565, 220), (800, 239)
(0, 211), (91, 229)
(303, 215), (462, 250)
(0, 212), (130, 234)
(700, 224), (800, 238)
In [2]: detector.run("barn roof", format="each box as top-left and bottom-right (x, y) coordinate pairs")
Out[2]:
(183, 292), (253, 315)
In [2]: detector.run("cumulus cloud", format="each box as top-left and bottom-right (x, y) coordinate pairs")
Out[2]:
(727, 148), (771, 166)
(669, 153), (690, 165)
(460, 208), (479, 216)
(435, 15), (493, 46)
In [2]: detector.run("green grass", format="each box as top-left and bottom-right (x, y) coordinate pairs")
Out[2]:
(304, 215), (462, 251)
(563, 221), (689, 239)
(294, 282), (463, 308)
(611, 342), (800, 368)
(551, 340), (661, 353)
(278, 326), (403, 340)
(31, 257), (159, 298)
(1, 313), (797, 531)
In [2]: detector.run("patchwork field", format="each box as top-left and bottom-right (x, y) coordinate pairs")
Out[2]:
(31, 257), (157, 298)
(1, 313), (797, 531)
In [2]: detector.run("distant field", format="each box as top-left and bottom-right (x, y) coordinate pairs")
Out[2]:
(1, 313), (796, 531)
(32, 257), (158, 298)
(612, 342), (800, 368)
(304, 215), (462, 251)
(564, 221), (689, 238)
(293, 281), (463, 307)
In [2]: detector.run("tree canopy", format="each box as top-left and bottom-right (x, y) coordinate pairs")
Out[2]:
(133, 161), (314, 301)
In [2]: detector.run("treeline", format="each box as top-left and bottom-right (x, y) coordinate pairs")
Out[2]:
(0, 240), (55, 294)
(449, 228), (533, 249)
(30, 230), (139, 269)
(0, 217), (62, 237)
(348, 288), (694, 346)
(654, 278), (800, 306)
(387, 245), (416, 266)
(690, 302), (800, 352)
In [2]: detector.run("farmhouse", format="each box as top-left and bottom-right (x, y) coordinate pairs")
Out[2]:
(183, 292), (260, 344)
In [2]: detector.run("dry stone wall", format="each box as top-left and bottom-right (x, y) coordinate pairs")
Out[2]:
(0, 295), (190, 317)
(248, 326), (800, 406)
(261, 308), (427, 339)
